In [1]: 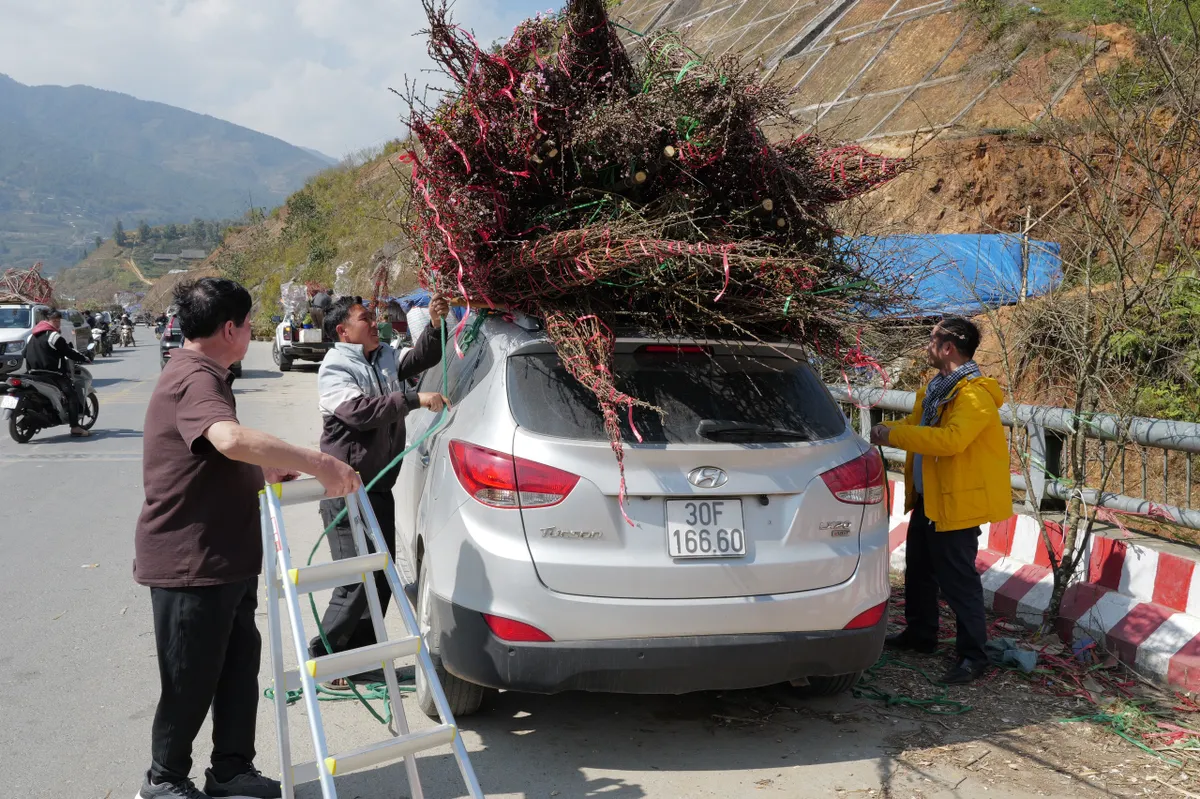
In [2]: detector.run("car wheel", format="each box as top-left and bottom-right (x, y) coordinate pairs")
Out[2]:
(800, 672), (862, 697)
(272, 340), (281, 366)
(416, 555), (486, 719)
(80, 393), (99, 430)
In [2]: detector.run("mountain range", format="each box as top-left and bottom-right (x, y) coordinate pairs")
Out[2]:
(0, 73), (332, 273)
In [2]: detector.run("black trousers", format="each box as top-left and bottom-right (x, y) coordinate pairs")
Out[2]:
(149, 577), (260, 784)
(903, 496), (989, 663)
(309, 492), (396, 659)
(41, 373), (82, 425)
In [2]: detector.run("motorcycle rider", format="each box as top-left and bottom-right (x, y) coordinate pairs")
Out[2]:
(25, 310), (92, 437)
(121, 314), (136, 346)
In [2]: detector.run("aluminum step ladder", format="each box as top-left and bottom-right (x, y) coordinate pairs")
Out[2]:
(259, 478), (484, 799)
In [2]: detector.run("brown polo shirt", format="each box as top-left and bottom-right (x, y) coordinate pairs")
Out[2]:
(134, 348), (264, 587)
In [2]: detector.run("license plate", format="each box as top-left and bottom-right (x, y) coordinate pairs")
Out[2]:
(0, 395), (17, 410)
(665, 499), (746, 559)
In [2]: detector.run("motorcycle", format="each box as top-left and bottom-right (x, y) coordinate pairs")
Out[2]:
(119, 325), (135, 347)
(91, 326), (113, 357)
(1, 359), (99, 443)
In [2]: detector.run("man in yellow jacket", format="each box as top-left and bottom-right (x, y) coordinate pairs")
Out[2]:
(870, 317), (1011, 684)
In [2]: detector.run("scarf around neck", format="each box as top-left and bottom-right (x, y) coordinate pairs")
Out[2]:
(921, 360), (982, 426)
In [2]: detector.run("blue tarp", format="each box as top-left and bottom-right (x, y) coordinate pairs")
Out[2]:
(847, 233), (1062, 315)
(386, 289), (468, 322)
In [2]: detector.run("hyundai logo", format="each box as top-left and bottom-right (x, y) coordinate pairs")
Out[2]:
(688, 466), (728, 489)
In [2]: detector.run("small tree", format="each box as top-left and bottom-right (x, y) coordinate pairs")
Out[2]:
(93, 235), (103, 249)
(164, 223), (179, 240)
(138, 220), (152, 243)
(982, 16), (1200, 625)
(113, 220), (126, 247)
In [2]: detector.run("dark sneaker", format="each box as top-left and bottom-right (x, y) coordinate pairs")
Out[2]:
(203, 766), (281, 799)
(940, 657), (989, 685)
(884, 631), (937, 655)
(135, 772), (211, 799)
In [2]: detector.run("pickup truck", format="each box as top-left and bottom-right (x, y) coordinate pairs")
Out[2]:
(272, 317), (332, 372)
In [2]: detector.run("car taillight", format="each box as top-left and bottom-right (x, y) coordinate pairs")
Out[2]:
(448, 440), (579, 509)
(843, 601), (888, 630)
(483, 614), (554, 642)
(7, 378), (21, 387)
(820, 450), (884, 505)
(283, 326), (293, 342)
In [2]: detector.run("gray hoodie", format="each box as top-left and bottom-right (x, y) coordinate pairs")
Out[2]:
(317, 323), (444, 491)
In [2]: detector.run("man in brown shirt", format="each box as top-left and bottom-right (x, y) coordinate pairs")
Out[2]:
(134, 278), (358, 799)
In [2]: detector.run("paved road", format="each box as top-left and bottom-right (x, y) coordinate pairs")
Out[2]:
(0, 339), (1073, 799)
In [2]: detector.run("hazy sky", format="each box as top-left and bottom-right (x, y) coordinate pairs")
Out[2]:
(0, 0), (552, 159)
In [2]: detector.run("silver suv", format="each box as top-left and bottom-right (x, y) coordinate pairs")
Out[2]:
(396, 316), (890, 717)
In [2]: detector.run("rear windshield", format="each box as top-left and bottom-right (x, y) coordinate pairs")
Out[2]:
(0, 308), (31, 329)
(507, 349), (847, 444)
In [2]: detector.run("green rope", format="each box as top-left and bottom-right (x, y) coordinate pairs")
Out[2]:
(268, 322), (453, 724)
(610, 20), (645, 37)
(852, 653), (974, 715)
(674, 60), (703, 84)
(676, 116), (701, 141)
(1060, 712), (1184, 766)
(264, 679), (404, 725)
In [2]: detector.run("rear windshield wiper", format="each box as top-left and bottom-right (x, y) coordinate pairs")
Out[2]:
(697, 420), (811, 441)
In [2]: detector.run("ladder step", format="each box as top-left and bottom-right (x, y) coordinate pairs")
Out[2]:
(291, 725), (457, 782)
(266, 477), (345, 507)
(284, 553), (389, 594)
(307, 637), (421, 683)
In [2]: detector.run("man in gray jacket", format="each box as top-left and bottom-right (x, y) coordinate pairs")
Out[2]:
(310, 295), (450, 679)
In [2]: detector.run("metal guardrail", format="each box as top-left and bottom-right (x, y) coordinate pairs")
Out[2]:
(829, 385), (1200, 531)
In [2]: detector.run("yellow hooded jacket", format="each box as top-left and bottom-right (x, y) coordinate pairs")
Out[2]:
(885, 376), (1013, 532)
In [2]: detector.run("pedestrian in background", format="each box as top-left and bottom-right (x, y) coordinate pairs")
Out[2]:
(134, 278), (359, 799)
(870, 316), (1011, 684)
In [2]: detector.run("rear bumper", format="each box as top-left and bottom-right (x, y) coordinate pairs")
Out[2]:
(281, 343), (331, 362)
(435, 596), (886, 694)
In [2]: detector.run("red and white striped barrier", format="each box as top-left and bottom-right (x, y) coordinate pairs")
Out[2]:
(885, 478), (1200, 691)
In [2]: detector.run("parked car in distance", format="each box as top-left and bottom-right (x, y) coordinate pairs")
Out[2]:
(0, 303), (48, 376)
(0, 304), (89, 375)
(160, 315), (241, 377)
(273, 315), (332, 372)
(395, 316), (890, 718)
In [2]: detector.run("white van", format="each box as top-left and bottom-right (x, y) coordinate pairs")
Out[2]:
(0, 304), (85, 375)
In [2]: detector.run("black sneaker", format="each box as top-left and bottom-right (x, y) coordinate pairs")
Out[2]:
(135, 772), (211, 799)
(203, 766), (281, 799)
(884, 630), (937, 655)
(939, 657), (989, 685)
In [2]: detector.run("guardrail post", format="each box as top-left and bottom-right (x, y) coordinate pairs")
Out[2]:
(856, 406), (871, 438)
(1026, 421), (1066, 512)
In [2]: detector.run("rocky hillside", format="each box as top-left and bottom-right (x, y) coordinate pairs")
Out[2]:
(610, 0), (1144, 237)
